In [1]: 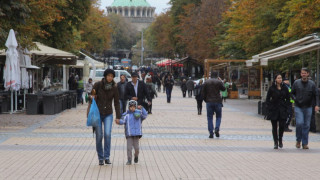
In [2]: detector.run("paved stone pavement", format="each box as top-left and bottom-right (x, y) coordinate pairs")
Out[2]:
(1, 87), (320, 179)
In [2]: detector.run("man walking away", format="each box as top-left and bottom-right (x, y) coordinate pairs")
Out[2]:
(291, 68), (319, 149)
(202, 72), (226, 138)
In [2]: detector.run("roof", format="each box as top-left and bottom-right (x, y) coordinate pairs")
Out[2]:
(111, 0), (151, 7)
(30, 42), (76, 57)
(30, 42), (77, 65)
(71, 60), (105, 68)
(247, 34), (320, 66)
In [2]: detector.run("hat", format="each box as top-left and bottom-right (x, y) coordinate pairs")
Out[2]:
(128, 100), (137, 107)
(131, 72), (139, 77)
(103, 69), (115, 77)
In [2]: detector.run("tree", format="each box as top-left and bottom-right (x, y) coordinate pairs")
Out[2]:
(273, 0), (320, 42)
(80, 1), (112, 54)
(39, 0), (91, 53)
(145, 12), (175, 58)
(178, 0), (226, 61)
(107, 13), (138, 50)
(0, 0), (64, 49)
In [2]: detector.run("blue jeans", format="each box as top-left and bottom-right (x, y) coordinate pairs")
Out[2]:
(206, 102), (222, 134)
(77, 89), (83, 103)
(95, 114), (113, 161)
(166, 88), (172, 102)
(119, 99), (127, 114)
(295, 106), (312, 145)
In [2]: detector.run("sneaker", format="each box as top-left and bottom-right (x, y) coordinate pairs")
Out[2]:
(215, 131), (220, 138)
(126, 160), (132, 165)
(99, 160), (104, 166)
(302, 145), (309, 149)
(105, 159), (111, 164)
(134, 157), (138, 163)
(296, 141), (301, 149)
(209, 134), (214, 139)
(284, 127), (292, 132)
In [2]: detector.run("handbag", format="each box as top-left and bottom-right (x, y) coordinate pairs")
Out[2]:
(87, 98), (101, 127)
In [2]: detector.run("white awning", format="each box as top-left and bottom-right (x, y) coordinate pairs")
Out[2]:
(250, 34), (320, 66)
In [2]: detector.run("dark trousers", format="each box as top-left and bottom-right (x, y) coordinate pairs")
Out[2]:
(163, 85), (166, 93)
(197, 100), (203, 114)
(157, 84), (161, 92)
(182, 90), (186, 97)
(147, 100), (153, 113)
(166, 88), (172, 103)
(271, 120), (285, 143)
(77, 89), (83, 104)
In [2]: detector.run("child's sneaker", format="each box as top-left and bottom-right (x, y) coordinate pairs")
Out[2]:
(134, 156), (138, 163)
(126, 160), (132, 165)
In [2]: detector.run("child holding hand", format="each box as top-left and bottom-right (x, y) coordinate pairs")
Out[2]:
(115, 100), (148, 165)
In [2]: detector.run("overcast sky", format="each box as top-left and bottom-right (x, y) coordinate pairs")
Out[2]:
(99, 0), (171, 14)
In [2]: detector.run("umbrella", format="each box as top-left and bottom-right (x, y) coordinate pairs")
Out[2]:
(3, 29), (21, 113)
(4, 29), (21, 91)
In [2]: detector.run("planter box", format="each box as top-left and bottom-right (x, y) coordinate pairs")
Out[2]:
(229, 91), (238, 99)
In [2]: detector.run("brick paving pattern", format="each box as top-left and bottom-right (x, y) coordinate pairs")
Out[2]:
(1, 87), (320, 179)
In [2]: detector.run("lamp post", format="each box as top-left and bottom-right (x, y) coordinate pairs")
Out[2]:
(141, 30), (144, 67)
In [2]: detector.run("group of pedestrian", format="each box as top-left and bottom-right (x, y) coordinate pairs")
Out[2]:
(86, 67), (318, 167)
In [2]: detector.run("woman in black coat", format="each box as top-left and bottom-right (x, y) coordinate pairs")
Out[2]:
(266, 74), (291, 149)
(194, 79), (204, 115)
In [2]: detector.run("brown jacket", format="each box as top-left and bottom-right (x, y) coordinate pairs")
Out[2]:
(202, 78), (225, 103)
(92, 79), (121, 119)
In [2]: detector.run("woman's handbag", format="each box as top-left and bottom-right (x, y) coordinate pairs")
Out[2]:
(87, 98), (101, 127)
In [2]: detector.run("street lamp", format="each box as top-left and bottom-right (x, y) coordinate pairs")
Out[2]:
(141, 30), (144, 67)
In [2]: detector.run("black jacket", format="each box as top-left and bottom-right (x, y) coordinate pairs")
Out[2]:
(266, 84), (290, 121)
(126, 80), (151, 105)
(165, 78), (174, 90)
(117, 81), (127, 100)
(195, 84), (203, 101)
(181, 81), (187, 91)
(202, 78), (225, 103)
(291, 79), (319, 108)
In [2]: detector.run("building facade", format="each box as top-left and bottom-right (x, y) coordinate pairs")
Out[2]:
(107, 0), (155, 31)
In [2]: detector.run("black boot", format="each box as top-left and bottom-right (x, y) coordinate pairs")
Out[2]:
(279, 138), (283, 148)
(274, 141), (278, 149)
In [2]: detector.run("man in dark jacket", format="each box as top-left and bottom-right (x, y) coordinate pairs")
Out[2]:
(202, 72), (226, 138)
(126, 72), (151, 110)
(291, 68), (319, 149)
(165, 74), (174, 103)
(117, 74), (128, 114)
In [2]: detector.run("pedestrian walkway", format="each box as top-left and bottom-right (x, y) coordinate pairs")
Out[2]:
(1, 87), (320, 179)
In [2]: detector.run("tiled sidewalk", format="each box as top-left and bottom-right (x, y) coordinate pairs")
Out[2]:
(1, 87), (320, 179)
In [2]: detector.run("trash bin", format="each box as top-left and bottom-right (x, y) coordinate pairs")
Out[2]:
(0, 92), (10, 113)
(43, 93), (56, 115)
(26, 94), (40, 115)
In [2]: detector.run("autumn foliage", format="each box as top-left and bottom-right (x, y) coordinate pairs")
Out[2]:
(146, 0), (320, 63)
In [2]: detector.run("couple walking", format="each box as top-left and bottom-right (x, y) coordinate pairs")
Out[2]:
(266, 68), (319, 149)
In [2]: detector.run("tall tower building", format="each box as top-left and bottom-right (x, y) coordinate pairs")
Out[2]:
(107, 0), (156, 31)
